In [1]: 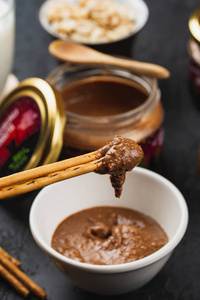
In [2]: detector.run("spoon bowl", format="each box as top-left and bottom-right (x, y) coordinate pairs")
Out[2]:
(49, 40), (170, 79)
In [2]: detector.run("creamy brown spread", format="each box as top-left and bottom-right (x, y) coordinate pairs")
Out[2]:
(51, 206), (168, 265)
(61, 76), (148, 116)
(95, 135), (143, 197)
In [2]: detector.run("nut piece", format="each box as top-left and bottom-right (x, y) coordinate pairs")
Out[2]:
(45, 0), (136, 43)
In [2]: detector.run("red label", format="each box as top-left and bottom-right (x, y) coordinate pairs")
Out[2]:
(0, 96), (41, 176)
(140, 128), (164, 169)
(189, 59), (200, 95)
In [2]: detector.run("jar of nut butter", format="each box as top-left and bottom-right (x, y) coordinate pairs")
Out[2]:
(47, 64), (164, 168)
(188, 6), (200, 96)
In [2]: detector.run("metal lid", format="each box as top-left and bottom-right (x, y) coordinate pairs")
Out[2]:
(0, 78), (66, 177)
(189, 6), (200, 44)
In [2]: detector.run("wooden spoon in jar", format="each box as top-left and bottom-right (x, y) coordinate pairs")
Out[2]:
(49, 40), (170, 79)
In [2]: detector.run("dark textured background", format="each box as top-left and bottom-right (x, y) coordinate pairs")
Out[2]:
(1, 0), (200, 299)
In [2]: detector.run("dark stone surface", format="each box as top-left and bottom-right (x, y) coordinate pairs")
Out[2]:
(1, 0), (200, 299)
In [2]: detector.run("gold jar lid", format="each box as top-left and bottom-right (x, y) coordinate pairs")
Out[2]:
(0, 78), (66, 177)
(189, 6), (200, 43)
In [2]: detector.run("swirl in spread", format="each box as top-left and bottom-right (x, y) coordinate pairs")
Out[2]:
(51, 206), (168, 265)
(95, 135), (144, 197)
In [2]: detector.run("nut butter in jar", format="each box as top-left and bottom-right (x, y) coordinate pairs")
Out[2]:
(188, 6), (200, 96)
(47, 64), (164, 168)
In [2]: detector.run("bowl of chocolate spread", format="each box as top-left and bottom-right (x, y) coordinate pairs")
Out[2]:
(30, 160), (188, 295)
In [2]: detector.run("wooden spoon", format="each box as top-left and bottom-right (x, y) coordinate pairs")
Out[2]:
(49, 40), (170, 79)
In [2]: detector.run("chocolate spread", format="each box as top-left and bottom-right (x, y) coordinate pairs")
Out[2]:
(95, 135), (143, 197)
(61, 76), (147, 116)
(51, 206), (168, 265)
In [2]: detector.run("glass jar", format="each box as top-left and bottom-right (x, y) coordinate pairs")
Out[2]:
(0, 0), (15, 96)
(188, 38), (200, 92)
(188, 7), (200, 96)
(47, 64), (164, 169)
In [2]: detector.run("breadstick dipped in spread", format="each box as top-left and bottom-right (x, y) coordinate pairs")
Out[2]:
(0, 136), (143, 199)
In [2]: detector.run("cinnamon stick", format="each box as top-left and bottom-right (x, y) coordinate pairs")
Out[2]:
(0, 263), (29, 297)
(0, 247), (21, 266)
(0, 254), (46, 299)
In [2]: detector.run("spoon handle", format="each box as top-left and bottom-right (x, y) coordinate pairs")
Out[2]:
(102, 55), (170, 79)
(49, 40), (170, 79)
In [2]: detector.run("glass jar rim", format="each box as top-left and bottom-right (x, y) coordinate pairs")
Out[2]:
(189, 6), (200, 44)
(46, 63), (159, 124)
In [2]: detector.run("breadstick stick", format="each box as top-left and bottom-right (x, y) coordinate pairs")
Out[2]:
(0, 159), (102, 199)
(0, 150), (98, 188)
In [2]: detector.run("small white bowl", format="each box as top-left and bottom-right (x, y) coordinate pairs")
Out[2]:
(38, 0), (149, 55)
(29, 167), (188, 295)
(39, 0), (149, 44)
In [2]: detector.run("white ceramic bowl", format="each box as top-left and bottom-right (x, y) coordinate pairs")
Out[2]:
(29, 167), (188, 295)
(39, 0), (149, 44)
(39, 0), (149, 55)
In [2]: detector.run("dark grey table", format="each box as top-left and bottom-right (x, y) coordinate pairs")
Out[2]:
(1, 0), (200, 299)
